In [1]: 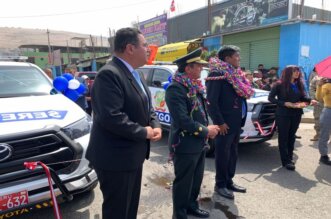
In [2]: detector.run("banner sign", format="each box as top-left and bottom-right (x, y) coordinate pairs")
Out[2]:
(211, 0), (289, 34)
(139, 14), (168, 46)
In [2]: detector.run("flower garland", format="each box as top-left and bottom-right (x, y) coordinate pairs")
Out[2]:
(172, 71), (208, 121)
(205, 57), (254, 99)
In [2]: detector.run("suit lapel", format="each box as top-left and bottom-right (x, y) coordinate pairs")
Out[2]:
(112, 57), (149, 116)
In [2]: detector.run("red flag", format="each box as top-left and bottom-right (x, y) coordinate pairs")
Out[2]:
(170, 0), (175, 12)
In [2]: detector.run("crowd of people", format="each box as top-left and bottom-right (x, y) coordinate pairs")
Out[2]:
(242, 65), (279, 91)
(44, 27), (330, 219)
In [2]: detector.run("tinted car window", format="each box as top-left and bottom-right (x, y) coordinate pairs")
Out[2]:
(0, 66), (53, 97)
(152, 69), (171, 87)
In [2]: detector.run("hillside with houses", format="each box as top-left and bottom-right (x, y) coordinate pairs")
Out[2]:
(0, 27), (109, 50)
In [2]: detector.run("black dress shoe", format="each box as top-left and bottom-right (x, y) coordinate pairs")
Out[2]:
(320, 155), (331, 165)
(214, 187), (234, 200)
(284, 163), (295, 171)
(227, 184), (247, 193)
(187, 208), (209, 218)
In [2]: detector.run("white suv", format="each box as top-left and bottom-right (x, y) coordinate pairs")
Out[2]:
(0, 61), (97, 217)
(137, 64), (276, 156)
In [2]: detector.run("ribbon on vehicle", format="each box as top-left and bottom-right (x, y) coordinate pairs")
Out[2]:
(24, 161), (62, 219)
(253, 121), (276, 136)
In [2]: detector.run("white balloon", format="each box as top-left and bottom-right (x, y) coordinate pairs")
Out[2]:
(68, 79), (80, 90)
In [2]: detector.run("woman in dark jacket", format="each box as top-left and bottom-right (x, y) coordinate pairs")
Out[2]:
(268, 66), (317, 171)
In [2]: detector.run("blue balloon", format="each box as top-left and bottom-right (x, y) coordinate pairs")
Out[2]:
(53, 76), (69, 92)
(75, 83), (86, 95)
(168, 75), (172, 82)
(64, 89), (80, 102)
(62, 73), (74, 81)
(163, 82), (170, 90)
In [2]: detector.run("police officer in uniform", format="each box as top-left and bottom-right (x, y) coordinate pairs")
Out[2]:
(165, 48), (219, 219)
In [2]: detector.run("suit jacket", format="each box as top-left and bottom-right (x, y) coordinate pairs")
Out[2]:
(165, 81), (209, 154)
(86, 57), (161, 171)
(206, 72), (247, 134)
(268, 82), (311, 116)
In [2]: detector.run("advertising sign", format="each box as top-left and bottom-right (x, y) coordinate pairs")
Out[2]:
(139, 14), (168, 46)
(211, 0), (289, 34)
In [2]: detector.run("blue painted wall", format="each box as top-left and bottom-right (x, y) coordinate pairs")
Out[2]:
(279, 21), (331, 89)
(279, 22), (301, 73)
(203, 36), (222, 52)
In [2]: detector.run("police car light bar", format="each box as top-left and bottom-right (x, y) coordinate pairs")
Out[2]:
(0, 56), (28, 61)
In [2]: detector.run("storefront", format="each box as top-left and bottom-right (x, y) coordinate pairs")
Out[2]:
(223, 26), (280, 71)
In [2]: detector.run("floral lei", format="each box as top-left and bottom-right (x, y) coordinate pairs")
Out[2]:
(205, 57), (254, 99)
(172, 71), (208, 122)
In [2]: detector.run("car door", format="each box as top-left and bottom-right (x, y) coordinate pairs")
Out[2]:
(148, 67), (172, 127)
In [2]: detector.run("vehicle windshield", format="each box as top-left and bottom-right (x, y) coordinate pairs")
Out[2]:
(0, 65), (54, 97)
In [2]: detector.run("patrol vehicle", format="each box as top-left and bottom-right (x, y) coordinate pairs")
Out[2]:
(137, 64), (276, 155)
(0, 61), (97, 217)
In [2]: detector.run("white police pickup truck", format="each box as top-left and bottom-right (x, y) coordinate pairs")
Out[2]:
(137, 64), (276, 155)
(0, 61), (97, 217)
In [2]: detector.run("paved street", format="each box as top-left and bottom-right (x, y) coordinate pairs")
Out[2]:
(16, 123), (331, 219)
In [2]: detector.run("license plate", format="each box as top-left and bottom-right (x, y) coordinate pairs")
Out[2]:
(0, 191), (29, 211)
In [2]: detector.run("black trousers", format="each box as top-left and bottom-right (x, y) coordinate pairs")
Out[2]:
(95, 166), (142, 219)
(276, 114), (302, 165)
(214, 131), (240, 188)
(172, 151), (206, 219)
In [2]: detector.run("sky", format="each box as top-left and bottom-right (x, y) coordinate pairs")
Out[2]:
(0, 0), (210, 37)
(0, 0), (329, 37)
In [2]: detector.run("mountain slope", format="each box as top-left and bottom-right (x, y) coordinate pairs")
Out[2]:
(0, 27), (108, 49)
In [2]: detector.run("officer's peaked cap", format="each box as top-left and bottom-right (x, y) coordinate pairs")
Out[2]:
(173, 48), (208, 65)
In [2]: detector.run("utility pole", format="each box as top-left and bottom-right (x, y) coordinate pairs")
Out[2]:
(66, 40), (71, 65)
(208, 0), (211, 34)
(321, 0), (325, 21)
(90, 35), (96, 58)
(100, 35), (103, 54)
(46, 29), (52, 65)
(300, 0), (305, 19)
(108, 28), (112, 53)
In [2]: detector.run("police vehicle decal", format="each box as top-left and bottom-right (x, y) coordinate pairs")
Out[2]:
(0, 110), (68, 123)
(155, 111), (171, 124)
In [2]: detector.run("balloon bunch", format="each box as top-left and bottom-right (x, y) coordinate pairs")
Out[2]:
(53, 73), (86, 101)
(163, 75), (172, 90)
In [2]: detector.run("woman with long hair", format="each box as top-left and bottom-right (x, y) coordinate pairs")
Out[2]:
(268, 66), (317, 171)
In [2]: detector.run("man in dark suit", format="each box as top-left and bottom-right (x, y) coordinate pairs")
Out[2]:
(86, 27), (162, 219)
(206, 45), (252, 200)
(166, 48), (219, 219)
